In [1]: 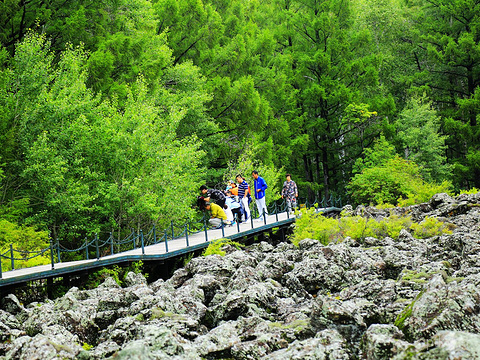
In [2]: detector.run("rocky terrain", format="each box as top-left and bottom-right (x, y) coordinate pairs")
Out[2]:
(1, 192), (480, 359)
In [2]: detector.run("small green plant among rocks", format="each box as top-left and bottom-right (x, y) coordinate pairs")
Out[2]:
(83, 261), (145, 289)
(202, 238), (244, 256)
(410, 216), (453, 239)
(291, 208), (452, 246)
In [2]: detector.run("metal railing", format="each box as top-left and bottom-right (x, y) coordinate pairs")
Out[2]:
(0, 195), (341, 278)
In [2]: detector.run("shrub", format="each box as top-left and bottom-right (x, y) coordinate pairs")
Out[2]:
(290, 208), (340, 246)
(338, 216), (374, 241)
(0, 219), (50, 271)
(397, 180), (453, 207)
(376, 215), (413, 239)
(410, 216), (453, 239)
(458, 187), (479, 195)
(348, 136), (453, 206)
(291, 211), (451, 246)
(203, 238), (244, 256)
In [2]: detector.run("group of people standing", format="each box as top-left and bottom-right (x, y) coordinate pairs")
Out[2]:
(198, 172), (299, 229)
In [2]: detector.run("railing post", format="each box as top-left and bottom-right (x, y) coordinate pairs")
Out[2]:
(204, 219), (208, 242)
(263, 209), (267, 225)
(164, 230), (169, 252)
(221, 219), (225, 237)
(110, 232), (114, 255)
(49, 239), (55, 270)
(133, 229), (136, 250)
(287, 207), (290, 219)
(56, 238), (61, 263)
(185, 223), (189, 247)
(251, 210), (254, 229)
(95, 234), (99, 260)
(153, 224), (157, 244)
(171, 221), (175, 239)
(275, 203), (278, 222)
(140, 230), (145, 255)
(236, 214), (240, 233)
(10, 244), (14, 271)
(85, 237), (89, 260)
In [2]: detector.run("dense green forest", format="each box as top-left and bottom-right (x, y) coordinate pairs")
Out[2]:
(0, 0), (479, 253)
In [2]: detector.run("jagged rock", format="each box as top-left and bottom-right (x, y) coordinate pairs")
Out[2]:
(284, 252), (344, 293)
(1, 192), (479, 360)
(123, 271), (148, 287)
(0, 294), (24, 315)
(206, 278), (285, 326)
(433, 331), (480, 359)
(316, 296), (382, 328)
(264, 329), (350, 359)
(168, 267), (191, 288)
(90, 340), (121, 359)
(399, 273), (480, 340)
(362, 324), (410, 360)
(3, 333), (85, 360)
(194, 320), (241, 357)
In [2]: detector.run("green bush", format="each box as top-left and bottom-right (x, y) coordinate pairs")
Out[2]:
(376, 215), (413, 239)
(291, 210), (451, 246)
(397, 180), (453, 207)
(410, 216), (453, 239)
(348, 136), (453, 206)
(291, 208), (340, 246)
(0, 219), (50, 271)
(203, 238), (244, 257)
(458, 187), (479, 195)
(82, 261), (145, 289)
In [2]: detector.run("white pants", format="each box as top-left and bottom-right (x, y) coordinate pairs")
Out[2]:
(224, 207), (234, 222)
(241, 197), (251, 220)
(255, 197), (268, 220)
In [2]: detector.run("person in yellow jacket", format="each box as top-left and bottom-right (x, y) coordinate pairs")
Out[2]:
(205, 202), (231, 228)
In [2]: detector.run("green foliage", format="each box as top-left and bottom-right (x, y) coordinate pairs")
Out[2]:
(292, 209), (451, 246)
(183, 253), (194, 266)
(396, 180), (453, 207)
(0, 219), (49, 271)
(349, 136), (453, 206)
(396, 94), (452, 182)
(202, 238), (244, 257)
(1, 0), (479, 256)
(291, 208), (340, 246)
(1, 32), (207, 244)
(82, 261), (145, 289)
(84, 266), (122, 289)
(82, 343), (93, 351)
(410, 217), (453, 239)
(458, 187), (480, 195)
(394, 294), (418, 331)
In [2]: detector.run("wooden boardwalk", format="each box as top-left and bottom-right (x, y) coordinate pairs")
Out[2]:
(0, 208), (339, 287)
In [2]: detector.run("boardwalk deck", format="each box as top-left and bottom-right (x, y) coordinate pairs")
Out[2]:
(0, 207), (340, 287)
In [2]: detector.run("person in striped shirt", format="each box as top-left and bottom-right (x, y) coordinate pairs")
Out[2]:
(236, 174), (251, 221)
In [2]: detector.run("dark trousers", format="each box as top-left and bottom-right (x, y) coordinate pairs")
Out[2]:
(232, 208), (242, 222)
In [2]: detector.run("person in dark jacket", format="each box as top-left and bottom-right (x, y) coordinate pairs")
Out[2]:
(200, 185), (226, 209)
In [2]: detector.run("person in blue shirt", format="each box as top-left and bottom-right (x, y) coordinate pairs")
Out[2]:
(252, 170), (268, 221)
